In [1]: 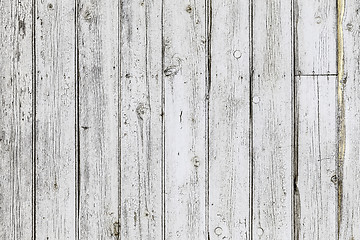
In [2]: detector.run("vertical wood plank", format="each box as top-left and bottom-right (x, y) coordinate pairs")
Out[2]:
(294, 0), (337, 74)
(35, 0), (76, 238)
(252, 0), (293, 238)
(338, 0), (360, 238)
(163, 0), (207, 238)
(78, 0), (120, 238)
(120, 0), (163, 239)
(209, 0), (251, 239)
(0, 0), (33, 239)
(296, 76), (337, 239)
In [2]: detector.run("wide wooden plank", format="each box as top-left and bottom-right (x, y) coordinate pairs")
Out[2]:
(78, 0), (120, 238)
(295, 0), (337, 75)
(35, 0), (76, 238)
(209, 0), (251, 239)
(338, 0), (360, 238)
(163, 0), (207, 238)
(120, 0), (163, 239)
(252, 0), (293, 238)
(0, 0), (33, 239)
(296, 76), (337, 239)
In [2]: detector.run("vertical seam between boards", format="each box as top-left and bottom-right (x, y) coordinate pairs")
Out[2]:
(336, 0), (345, 237)
(249, 0), (254, 237)
(161, 0), (165, 238)
(205, 0), (211, 238)
(118, 0), (121, 239)
(31, 0), (37, 238)
(291, 0), (297, 238)
(75, 0), (80, 238)
(335, 0), (339, 237)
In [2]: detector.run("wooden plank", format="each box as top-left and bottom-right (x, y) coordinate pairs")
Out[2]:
(294, 0), (337, 75)
(78, 0), (120, 238)
(163, 0), (207, 238)
(119, 0), (162, 239)
(251, 0), (293, 238)
(296, 76), (337, 239)
(35, 0), (76, 238)
(338, 0), (360, 238)
(0, 0), (33, 239)
(208, 0), (251, 239)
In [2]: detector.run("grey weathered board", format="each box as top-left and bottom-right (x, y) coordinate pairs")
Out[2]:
(0, 0), (359, 239)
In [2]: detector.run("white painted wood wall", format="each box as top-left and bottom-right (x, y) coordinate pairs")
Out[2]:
(0, 0), (358, 239)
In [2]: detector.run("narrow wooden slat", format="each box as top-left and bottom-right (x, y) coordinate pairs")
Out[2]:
(0, 1), (33, 239)
(296, 76), (337, 239)
(119, 0), (162, 238)
(251, 0), (293, 238)
(35, 0), (76, 238)
(209, 0), (251, 238)
(294, 0), (337, 75)
(78, 0), (120, 238)
(163, 0), (207, 238)
(338, 0), (360, 238)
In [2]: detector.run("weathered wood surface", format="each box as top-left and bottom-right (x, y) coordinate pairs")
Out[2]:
(209, 0), (251, 239)
(2, 0), (360, 239)
(296, 76), (337, 240)
(163, 1), (207, 239)
(35, 0), (76, 238)
(252, 0), (293, 238)
(338, 0), (360, 238)
(295, 0), (337, 75)
(0, 0), (33, 239)
(78, 0), (120, 238)
(294, 0), (339, 238)
(120, 0), (162, 239)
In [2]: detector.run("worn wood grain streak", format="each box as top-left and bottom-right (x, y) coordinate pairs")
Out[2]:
(252, 0), (293, 238)
(120, 0), (163, 239)
(294, 0), (337, 75)
(209, 0), (251, 239)
(78, 0), (119, 238)
(296, 76), (337, 240)
(0, 0), (33, 239)
(35, 0), (76, 238)
(163, 0), (207, 238)
(338, 0), (360, 238)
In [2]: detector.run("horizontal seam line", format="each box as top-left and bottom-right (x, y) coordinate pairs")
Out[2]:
(295, 73), (338, 76)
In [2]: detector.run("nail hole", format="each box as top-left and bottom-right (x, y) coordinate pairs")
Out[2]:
(233, 50), (242, 59)
(214, 227), (223, 236)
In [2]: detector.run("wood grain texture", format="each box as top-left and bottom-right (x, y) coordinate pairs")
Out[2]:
(208, 0), (251, 239)
(120, 0), (163, 239)
(0, 0), (33, 239)
(4, 0), (360, 239)
(294, 0), (337, 75)
(78, 0), (119, 238)
(163, 0), (207, 238)
(251, 0), (293, 238)
(296, 76), (337, 239)
(338, 0), (360, 238)
(35, 0), (76, 238)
